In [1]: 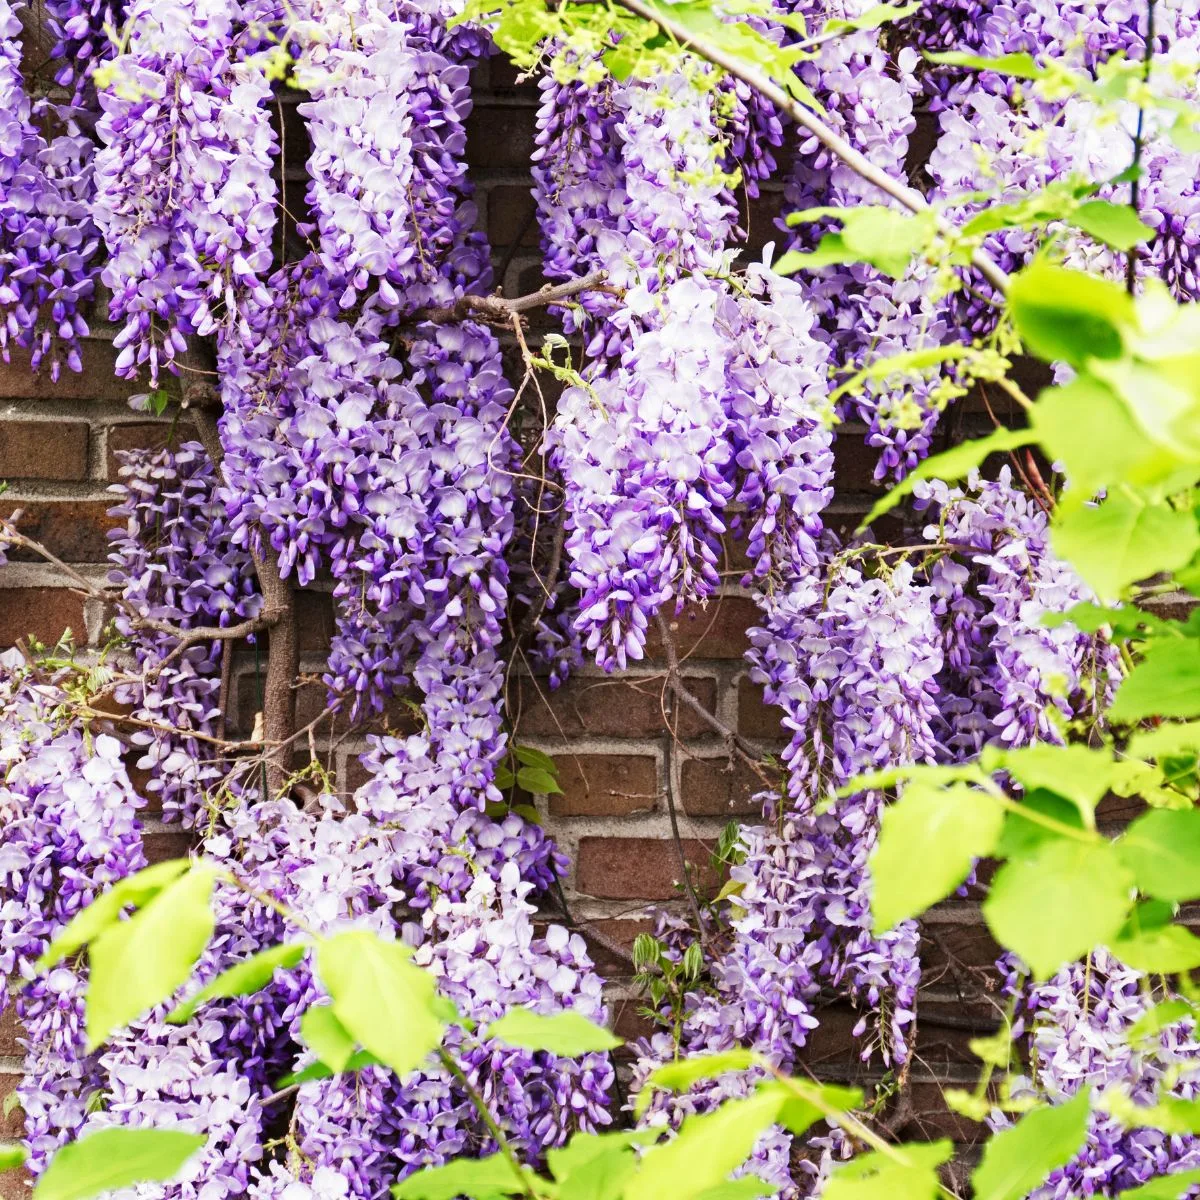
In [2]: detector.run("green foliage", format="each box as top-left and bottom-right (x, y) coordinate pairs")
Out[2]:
(0, 1144), (27, 1172)
(1117, 1168), (1200, 1199)
(869, 780), (1002, 931)
(486, 1009), (622, 1055)
(31, 1128), (205, 1200)
(822, 1141), (953, 1200)
(168, 942), (307, 1024)
(777, 206), (938, 279)
(391, 1153), (530, 1200)
(970, 1089), (1091, 1200)
(1111, 639), (1200, 721)
(314, 931), (448, 1079)
(1118, 810), (1200, 901)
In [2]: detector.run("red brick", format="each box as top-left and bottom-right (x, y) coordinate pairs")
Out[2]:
(515, 675), (717, 740)
(575, 837), (724, 901)
(0, 589), (86, 649)
(143, 831), (193, 865)
(576, 917), (651, 976)
(106, 421), (197, 479)
(295, 590), (335, 653)
(679, 757), (762, 818)
(466, 107), (536, 168)
(644, 596), (758, 661)
(834, 434), (886, 494)
(5, 499), (118, 563)
(0, 343), (145, 403)
(487, 185), (538, 250)
(612, 1000), (656, 1044)
(737, 677), (780, 739)
(0, 421), (88, 481)
(0, 1007), (20, 1057)
(549, 755), (658, 817)
(0, 1165), (28, 1200)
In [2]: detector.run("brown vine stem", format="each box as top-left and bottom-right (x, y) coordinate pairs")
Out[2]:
(409, 269), (614, 325)
(192, 403), (298, 795)
(607, 0), (1011, 297)
(653, 611), (774, 785)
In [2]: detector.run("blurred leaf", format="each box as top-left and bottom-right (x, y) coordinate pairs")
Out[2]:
(870, 781), (1002, 931)
(824, 1141), (953, 1200)
(391, 1153), (529, 1200)
(32, 1128), (205, 1200)
(1127, 999), (1197, 1041)
(86, 864), (217, 1050)
(0, 1144), (26, 1171)
(971, 1089), (1091, 1200)
(778, 206), (937, 279)
(1111, 924), (1200, 973)
(1071, 200), (1155, 250)
(1119, 810), (1200, 901)
(487, 1008), (621, 1056)
(1111, 639), (1200, 722)
(925, 50), (1047, 78)
(821, 1), (919, 34)
(984, 840), (1132, 979)
(300, 1005), (358, 1073)
(169, 942), (306, 1024)
(1117, 1167), (1200, 1199)
(638, 1051), (758, 1114)
(316, 931), (447, 1079)
(981, 743), (1116, 826)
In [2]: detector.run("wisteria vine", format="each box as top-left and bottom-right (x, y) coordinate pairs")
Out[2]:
(1, 0), (1199, 1197)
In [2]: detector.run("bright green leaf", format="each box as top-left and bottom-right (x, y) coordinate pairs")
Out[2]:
(693, 1181), (772, 1200)
(1071, 201), (1156, 250)
(994, 791), (1087, 859)
(487, 1008), (621, 1056)
(1117, 1168), (1200, 1199)
(870, 781), (1002, 931)
(1128, 1000), (1197, 1041)
(1111, 639), (1200, 722)
(275, 1048), (383, 1089)
(859, 425), (1034, 528)
(971, 1089), (1091, 1200)
(1046, 602), (1176, 639)
(983, 840), (1133, 979)
(546, 1129), (660, 1183)
(1051, 493), (1200, 602)
(774, 1081), (862, 1137)
(0, 1144), (26, 1172)
(300, 1005), (358, 1073)
(514, 746), (557, 774)
(623, 1089), (786, 1200)
(1131, 722), (1200, 759)
(820, 1), (919, 34)
(925, 50), (1046, 78)
(981, 743), (1117, 826)
(86, 864), (217, 1050)
(391, 1153), (529, 1200)
(32, 1128), (205, 1200)
(1111, 924), (1200, 973)
(637, 1051), (758, 1115)
(515, 766), (562, 795)
(315, 931), (446, 1079)
(823, 1141), (953, 1200)
(1119, 810), (1200, 902)
(169, 942), (306, 1024)
(779, 207), (937, 279)
(1008, 261), (1136, 367)
(37, 859), (192, 971)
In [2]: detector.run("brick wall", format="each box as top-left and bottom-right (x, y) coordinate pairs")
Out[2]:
(0, 56), (1025, 1191)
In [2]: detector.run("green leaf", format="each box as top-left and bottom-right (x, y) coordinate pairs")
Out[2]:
(1047, 602), (1176, 639)
(514, 746), (557, 774)
(624, 1089), (787, 1200)
(300, 1005), (358, 1073)
(391, 1153), (529, 1200)
(0, 1144), (26, 1171)
(275, 1048), (383, 1090)
(487, 1008), (621, 1056)
(778, 207), (937, 279)
(1071, 201), (1156, 251)
(37, 859), (192, 970)
(994, 791), (1086, 859)
(925, 49), (1047, 78)
(1051, 493), (1200, 602)
(1117, 1168), (1200, 1200)
(981, 744), (1117, 826)
(169, 942), (306, 1024)
(1008, 262), (1136, 367)
(869, 781), (1002, 931)
(694, 1182), (772, 1200)
(32, 1128), (205, 1200)
(983, 840), (1133, 979)
(823, 1141), (953, 1200)
(1131, 722), (1200, 759)
(774, 1081), (862, 1137)
(546, 1129), (661, 1183)
(315, 931), (447, 1079)
(637, 1050), (758, 1115)
(859, 425), (1034, 528)
(1111, 639), (1200, 722)
(515, 766), (562, 795)
(86, 864), (217, 1050)
(820, 1), (919, 34)
(1128, 1000), (1197, 1041)
(1111, 924), (1200, 973)
(1119, 810), (1200, 902)
(971, 1089), (1092, 1200)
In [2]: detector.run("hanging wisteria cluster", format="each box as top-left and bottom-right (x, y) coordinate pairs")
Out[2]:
(1, 0), (1199, 1196)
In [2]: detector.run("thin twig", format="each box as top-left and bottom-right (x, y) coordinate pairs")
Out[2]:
(410, 269), (614, 326)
